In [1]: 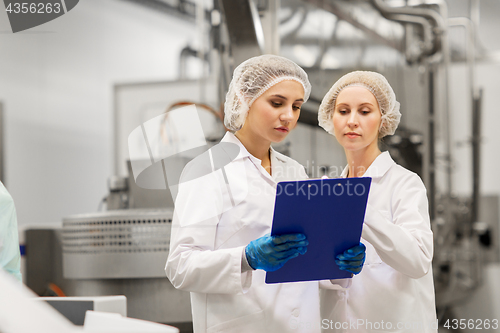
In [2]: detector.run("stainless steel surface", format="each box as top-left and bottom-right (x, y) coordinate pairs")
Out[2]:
(108, 176), (128, 192)
(62, 209), (173, 279)
(25, 228), (192, 327)
(106, 176), (130, 210)
(259, 0), (280, 55)
(219, 0), (264, 65)
(126, 160), (175, 209)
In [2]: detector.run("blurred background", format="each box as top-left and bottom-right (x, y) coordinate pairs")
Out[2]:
(0, 0), (499, 332)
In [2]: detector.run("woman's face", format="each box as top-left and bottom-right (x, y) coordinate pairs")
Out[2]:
(332, 86), (382, 153)
(241, 80), (304, 143)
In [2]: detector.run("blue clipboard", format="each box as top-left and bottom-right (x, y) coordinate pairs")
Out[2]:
(266, 177), (372, 284)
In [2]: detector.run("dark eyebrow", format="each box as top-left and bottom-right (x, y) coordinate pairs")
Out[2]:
(271, 94), (304, 102)
(336, 102), (374, 108)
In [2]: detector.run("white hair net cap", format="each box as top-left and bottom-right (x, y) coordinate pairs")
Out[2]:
(318, 71), (401, 138)
(224, 54), (312, 132)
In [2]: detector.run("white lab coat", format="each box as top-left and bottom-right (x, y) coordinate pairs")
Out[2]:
(320, 152), (437, 333)
(0, 181), (21, 282)
(166, 132), (322, 333)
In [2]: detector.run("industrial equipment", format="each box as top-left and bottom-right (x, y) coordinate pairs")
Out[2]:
(23, 1), (498, 332)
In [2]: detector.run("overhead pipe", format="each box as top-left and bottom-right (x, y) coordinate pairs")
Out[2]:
(371, 0), (447, 221)
(307, 0), (402, 52)
(371, 0), (446, 58)
(386, 13), (434, 62)
(372, 0), (446, 32)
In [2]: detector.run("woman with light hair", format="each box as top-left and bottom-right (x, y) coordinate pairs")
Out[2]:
(166, 55), (365, 333)
(318, 71), (437, 333)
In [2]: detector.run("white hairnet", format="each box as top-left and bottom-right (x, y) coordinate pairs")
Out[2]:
(224, 54), (311, 132)
(318, 71), (401, 138)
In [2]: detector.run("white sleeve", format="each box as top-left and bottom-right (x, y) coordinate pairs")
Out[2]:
(361, 174), (433, 279)
(0, 183), (22, 282)
(165, 165), (252, 295)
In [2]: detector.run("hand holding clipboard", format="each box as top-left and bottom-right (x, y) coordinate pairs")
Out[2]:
(266, 177), (371, 284)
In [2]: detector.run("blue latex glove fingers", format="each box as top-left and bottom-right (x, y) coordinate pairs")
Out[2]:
(245, 234), (308, 271)
(273, 239), (309, 252)
(273, 246), (307, 258)
(296, 246), (307, 255)
(335, 243), (366, 275)
(338, 264), (363, 274)
(271, 233), (308, 258)
(336, 259), (364, 267)
(337, 252), (364, 261)
(272, 233), (306, 245)
(260, 247), (302, 272)
(264, 253), (300, 272)
(267, 247), (301, 260)
(343, 243), (366, 257)
(337, 243), (366, 260)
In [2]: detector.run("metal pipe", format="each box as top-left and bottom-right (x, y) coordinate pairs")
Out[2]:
(196, 0), (207, 102)
(371, 0), (443, 221)
(371, 0), (449, 61)
(306, 0), (402, 52)
(471, 89), (482, 225)
(179, 46), (198, 80)
(386, 13), (434, 60)
(428, 68), (436, 221)
(448, 18), (476, 99)
(372, 0), (446, 34)
(123, 0), (196, 21)
(448, 17), (479, 224)
(280, 8), (308, 43)
(436, 0), (453, 197)
(470, 0), (480, 29)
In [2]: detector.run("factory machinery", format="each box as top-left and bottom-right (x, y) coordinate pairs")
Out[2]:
(25, 0), (498, 331)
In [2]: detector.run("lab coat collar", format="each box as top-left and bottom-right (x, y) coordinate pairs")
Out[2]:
(220, 132), (282, 184)
(220, 132), (254, 162)
(269, 146), (288, 183)
(340, 151), (394, 179)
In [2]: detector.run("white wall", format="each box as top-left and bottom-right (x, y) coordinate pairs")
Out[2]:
(0, 0), (197, 228)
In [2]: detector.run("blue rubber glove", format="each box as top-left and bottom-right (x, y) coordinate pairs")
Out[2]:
(245, 233), (308, 272)
(335, 243), (366, 275)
